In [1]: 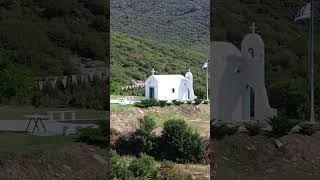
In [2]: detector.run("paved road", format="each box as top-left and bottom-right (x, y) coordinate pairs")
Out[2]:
(0, 119), (97, 135)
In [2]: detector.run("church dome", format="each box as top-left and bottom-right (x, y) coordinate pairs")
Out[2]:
(242, 33), (264, 48)
(185, 69), (193, 80)
(241, 33), (265, 62)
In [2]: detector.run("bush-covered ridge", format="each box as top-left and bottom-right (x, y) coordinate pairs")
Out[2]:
(0, 0), (109, 109)
(111, 31), (208, 99)
(111, 0), (209, 51)
(0, 0), (108, 76)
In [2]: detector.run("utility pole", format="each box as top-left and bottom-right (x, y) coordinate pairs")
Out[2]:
(310, 0), (315, 123)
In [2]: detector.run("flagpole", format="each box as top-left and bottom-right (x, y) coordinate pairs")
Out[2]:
(206, 60), (209, 101)
(310, 0), (315, 123)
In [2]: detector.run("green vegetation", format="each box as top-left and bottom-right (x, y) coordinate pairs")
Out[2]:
(211, 122), (238, 140)
(0, 0), (108, 110)
(110, 149), (133, 180)
(75, 117), (108, 147)
(0, 132), (74, 153)
(111, 0), (209, 51)
(128, 153), (157, 178)
(135, 99), (158, 108)
(114, 116), (206, 164)
(156, 161), (194, 180)
(111, 31), (208, 99)
(110, 104), (134, 111)
(110, 150), (208, 180)
(194, 98), (203, 105)
(134, 99), (207, 109)
(157, 100), (168, 108)
(158, 119), (206, 163)
(245, 122), (263, 136)
(299, 123), (317, 136)
(267, 117), (299, 137)
(135, 116), (157, 154)
(171, 100), (184, 106)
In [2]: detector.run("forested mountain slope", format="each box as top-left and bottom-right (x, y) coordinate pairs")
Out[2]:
(0, 0), (108, 76)
(111, 31), (208, 98)
(0, 0), (108, 109)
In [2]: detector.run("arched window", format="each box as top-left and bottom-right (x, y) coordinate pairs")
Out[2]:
(248, 48), (255, 59)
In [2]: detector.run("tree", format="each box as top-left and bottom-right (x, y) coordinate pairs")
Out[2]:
(158, 119), (205, 163)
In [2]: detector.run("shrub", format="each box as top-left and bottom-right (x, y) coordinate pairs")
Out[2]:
(111, 81), (122, 95)
(267, 117), (299, 137)
(154, 161), (193, 180)
(136, 116), (157, 153)
(74, 33), (106, 59)
(0, 60), (33, 100)
(75, 127), (106, 146)
(115, 116), (157, 155)
(110, 128), (120, 136)
(203, 100), (209, 104)
(114, 135), (141, 155)
(186, 100), (192, 105)
(194, 98), (203, 105)
(299, 123), (316, 136)
(244, 122), (263, 136)
(75, 117), (108, 147)
(128, 153), (156, 178)
(172, 99), (184, 106)
(157, 100), (168, 107)
(158, 119), (205, 163)
(98, 117), (108, 136)
(91, 16), (108, 32)
(110, 149), (133, 180)
(211, 123), (238, 140)
(135, 99), (158, 108)
(82, 0), (107, 15)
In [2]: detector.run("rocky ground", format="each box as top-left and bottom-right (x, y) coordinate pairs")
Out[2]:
(110, 104), (210, 178)
(110, 104), (210, 137)
(0, 143), (107, 180)
(211, 132), (320, 179)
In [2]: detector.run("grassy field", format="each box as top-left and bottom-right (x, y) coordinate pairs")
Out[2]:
(0, 132), (75, 153)
(110, 95), (144, 100)
(110, 104), (134, 112)
(0, 105), (107, 120)
(0, 132), (107, 179)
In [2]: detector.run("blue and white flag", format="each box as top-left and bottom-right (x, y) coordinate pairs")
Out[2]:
(295, 2), (311, 22)
(202, 62), (208, 69)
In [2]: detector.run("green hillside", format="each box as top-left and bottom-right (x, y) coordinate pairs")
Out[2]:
(0, 0), (108, 110)
(111, 0), (209, 51)
(111, 31), (208, 98)
(211, 0), (320, 118)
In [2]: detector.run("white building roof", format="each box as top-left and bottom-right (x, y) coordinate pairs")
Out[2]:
(151, 75), (186, 82)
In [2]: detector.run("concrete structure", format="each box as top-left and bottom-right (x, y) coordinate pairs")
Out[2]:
(211, 23), (277, 122)
(145, 69), (197, 101)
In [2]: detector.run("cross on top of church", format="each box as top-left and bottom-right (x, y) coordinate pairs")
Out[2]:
(250, 22), (257, 34)
(151, 68), (155, 75)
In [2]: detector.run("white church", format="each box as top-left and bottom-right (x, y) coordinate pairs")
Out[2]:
(211, 23), (277, 122)
(145, 69), (197, 101)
